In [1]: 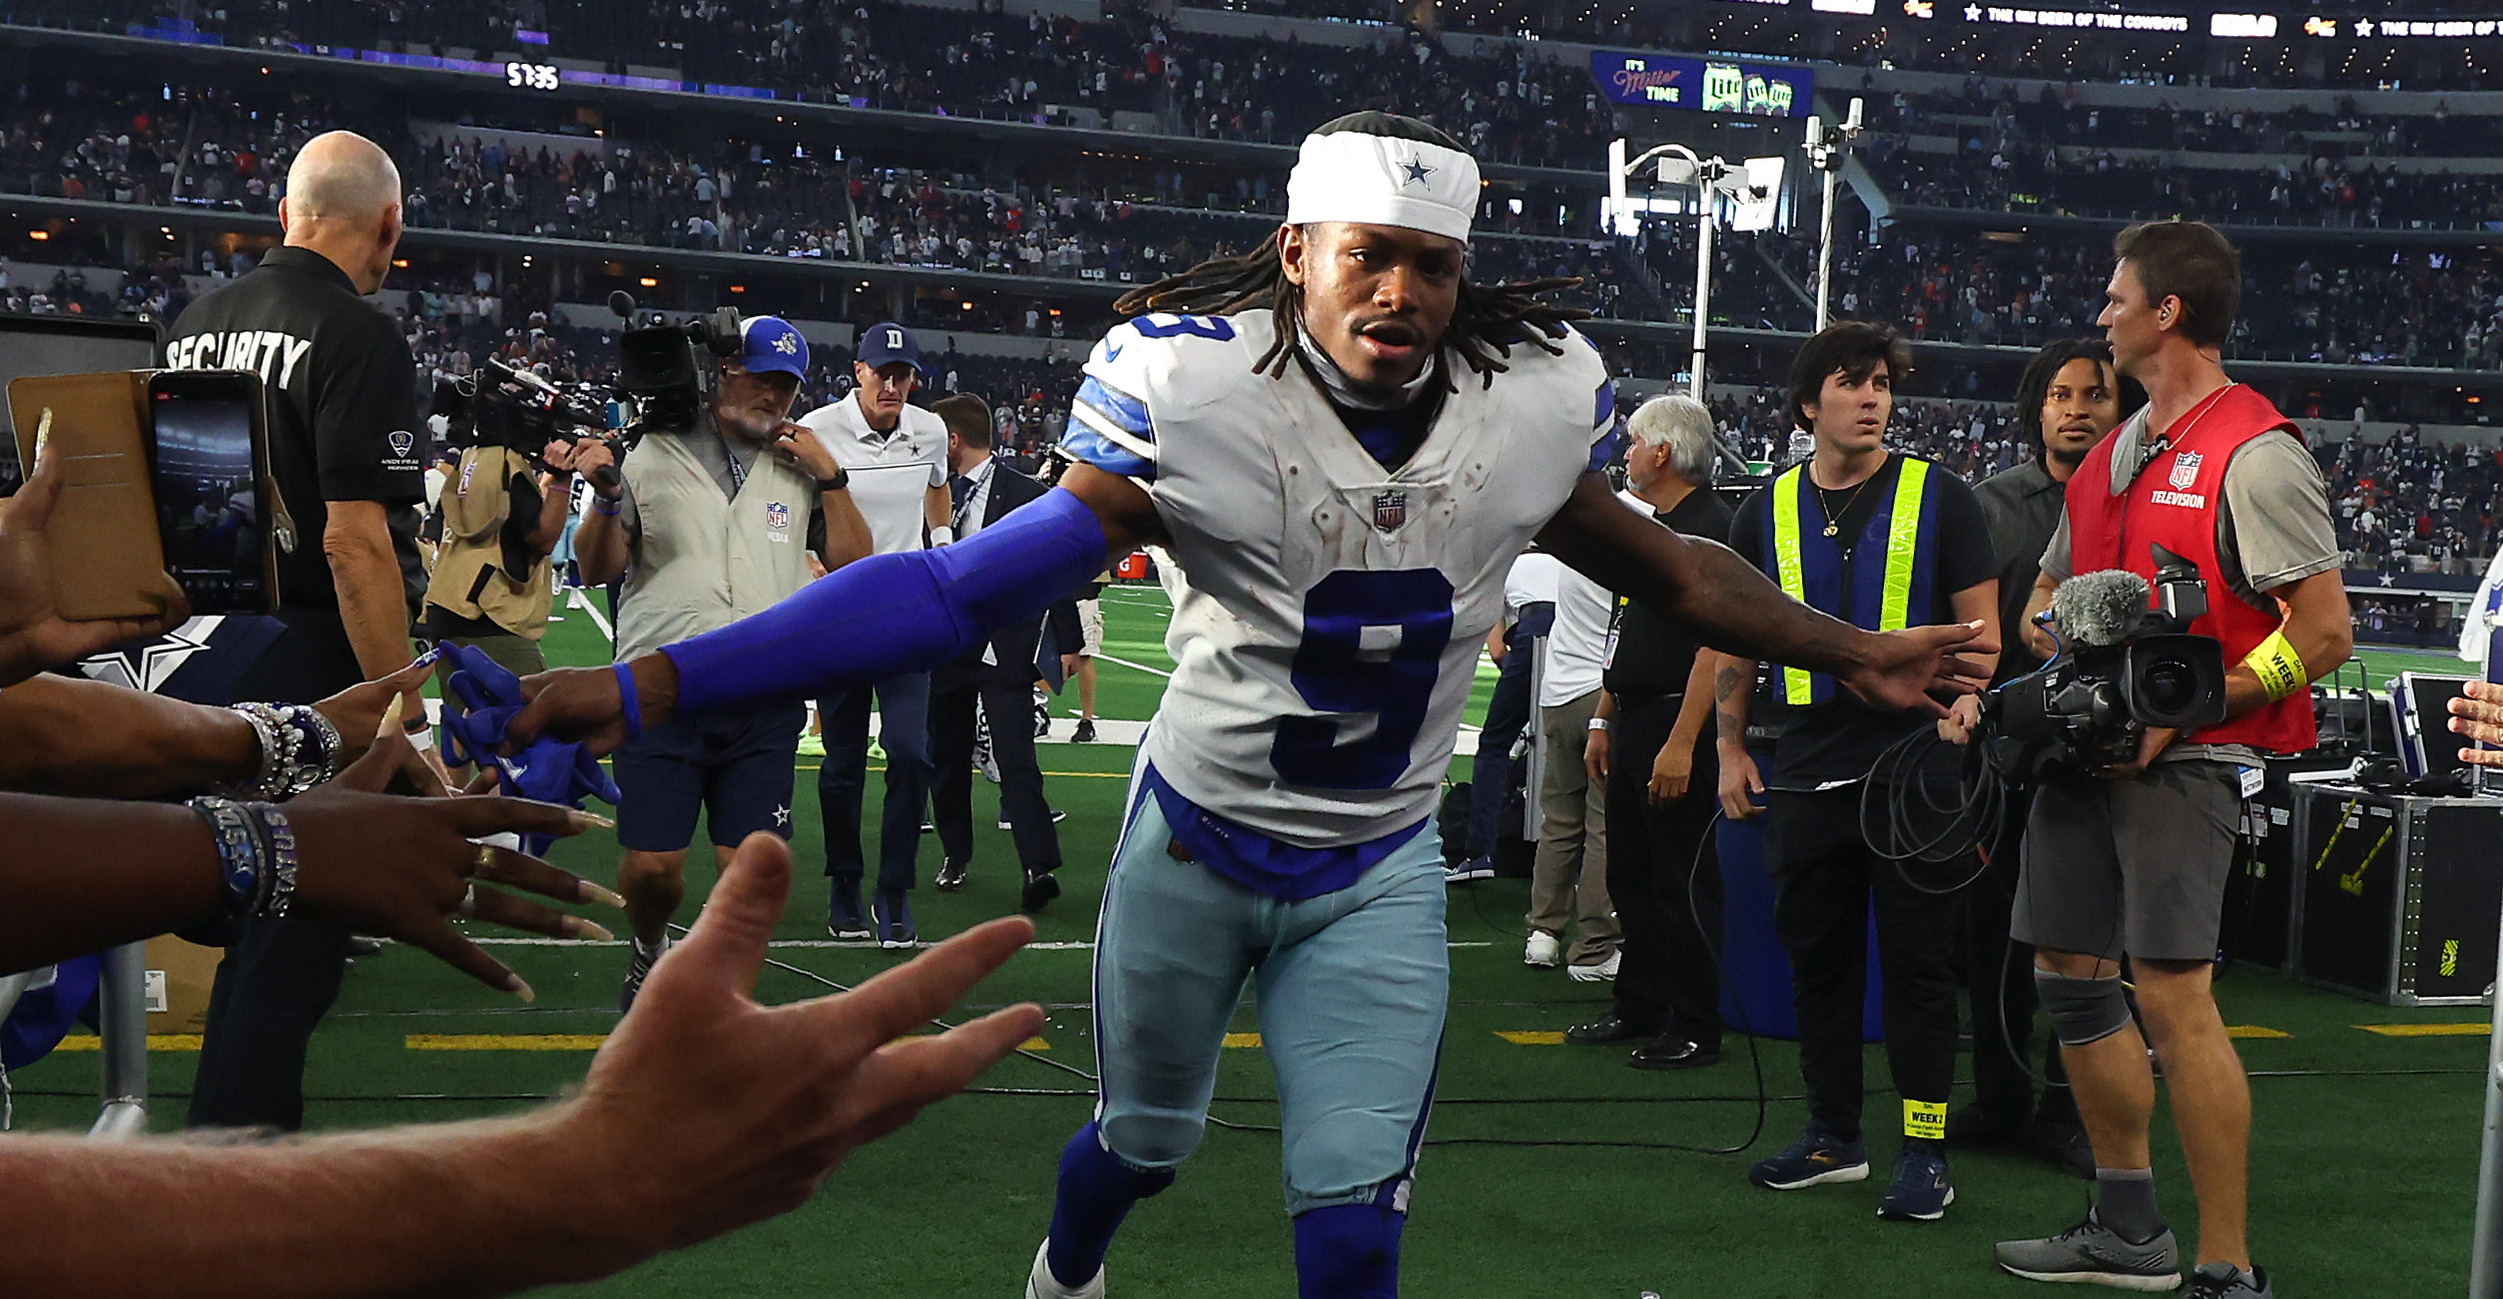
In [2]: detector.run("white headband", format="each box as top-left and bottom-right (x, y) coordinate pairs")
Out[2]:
(1284, 130), (1479, 244)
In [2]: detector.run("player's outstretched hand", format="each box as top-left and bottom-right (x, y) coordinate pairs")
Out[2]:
(311, 652), (442, 766)
(553, 832), (1044, 1268)
(502, 656), (680, 757)
(284, 734), (625, 998)
(2451, 680), (2503, 767)
(1841, 621), (1995, 720)
(0, 434), (190, 686)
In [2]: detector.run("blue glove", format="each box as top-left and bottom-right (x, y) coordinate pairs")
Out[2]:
(439, 644), (621, 856)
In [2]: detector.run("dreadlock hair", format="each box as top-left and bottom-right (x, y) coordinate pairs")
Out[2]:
(1111, 110), (1590, 392)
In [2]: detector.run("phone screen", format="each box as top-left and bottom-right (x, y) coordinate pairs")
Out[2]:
(149, 387), (269, 614)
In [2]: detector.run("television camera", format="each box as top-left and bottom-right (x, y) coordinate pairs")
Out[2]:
(430, 293), (745, 489)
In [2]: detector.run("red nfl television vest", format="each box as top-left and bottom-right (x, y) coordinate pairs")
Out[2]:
(2065, 383), (2316, 754)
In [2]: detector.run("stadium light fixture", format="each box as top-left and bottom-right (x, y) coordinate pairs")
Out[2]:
(1610, 138), (1789, 401)
(1805, 96), (1864, 334)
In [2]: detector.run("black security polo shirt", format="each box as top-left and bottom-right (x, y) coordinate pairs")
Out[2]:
(1604, 487), (1736, 699)
(162, 246), (424, 614)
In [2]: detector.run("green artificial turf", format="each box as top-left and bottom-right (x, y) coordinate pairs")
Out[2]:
(11, 588), (2492, 1296)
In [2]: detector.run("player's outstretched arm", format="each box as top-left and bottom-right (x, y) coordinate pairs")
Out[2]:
(0, 832), (1044, 1299)
(1536, 473), (1992, 719)
(503, 464), (1163, 753)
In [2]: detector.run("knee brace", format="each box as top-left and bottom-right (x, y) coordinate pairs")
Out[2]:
(1293, 1203), (1404, 1299)
(2035, 969), (2132, 1048)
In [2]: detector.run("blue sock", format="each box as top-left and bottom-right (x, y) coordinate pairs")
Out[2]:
(1045, 1122), (1174, 1289)
(1293, 1204), (1405, 1299)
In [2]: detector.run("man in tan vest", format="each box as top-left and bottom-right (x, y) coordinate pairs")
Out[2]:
(569, 315), (870, 1011)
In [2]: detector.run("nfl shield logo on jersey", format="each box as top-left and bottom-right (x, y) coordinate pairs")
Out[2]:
(765, 501), (791, 530)
(1372, 490), (1408, 532)
(2167, 450), (2203, 491)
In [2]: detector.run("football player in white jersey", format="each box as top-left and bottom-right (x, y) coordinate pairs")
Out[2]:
(500, 113), (1992, 1298)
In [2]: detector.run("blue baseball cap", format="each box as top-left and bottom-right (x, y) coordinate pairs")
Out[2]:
(738, 315), (810, 379)
(856, 321), (925, 373)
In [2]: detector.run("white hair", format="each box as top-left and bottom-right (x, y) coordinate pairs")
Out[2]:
(1626, 394), (1716, 485)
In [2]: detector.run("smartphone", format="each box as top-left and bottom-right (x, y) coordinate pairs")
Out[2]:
(146, 370), (277, 615)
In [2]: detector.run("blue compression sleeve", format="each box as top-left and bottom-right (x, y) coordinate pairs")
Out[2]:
(660, 487), (1110, 716)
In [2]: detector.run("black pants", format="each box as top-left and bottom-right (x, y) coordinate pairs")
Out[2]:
(1961, 786), (2074, 1124)
(190, 608), (363, 1131)
(929, 659), (1062, 875)
(1766, 787), (1964, 1139)
(1604, 693), (1723, 1048)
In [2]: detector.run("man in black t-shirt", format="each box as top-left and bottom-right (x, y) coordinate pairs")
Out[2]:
(1570, 394), (1739, 1073)
(160, 130), (430, 1132)
(1715, 323), (2001, 1222)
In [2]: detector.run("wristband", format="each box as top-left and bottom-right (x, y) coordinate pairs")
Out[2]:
(614, 661), (645, 742)
(929, 525), (956, 547)
(593, 493), (624, 516)
(2242, 628), (2309, 703)
(817, 466), (849, 492)
(1587, 718), (1610, 731)
(191, 797), (263, 920)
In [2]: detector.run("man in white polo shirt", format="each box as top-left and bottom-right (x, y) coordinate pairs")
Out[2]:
(1527, 555), (1620, 980)
(798, 322), (952, 946)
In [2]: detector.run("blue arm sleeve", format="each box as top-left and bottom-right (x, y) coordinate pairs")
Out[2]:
(660, 487), (1112, 715)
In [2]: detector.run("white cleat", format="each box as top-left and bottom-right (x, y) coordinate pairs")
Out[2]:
(1025, 1239), (1106, 1299)
(1523, 930), (1562, 968)
(1567, 950), (1622, 983)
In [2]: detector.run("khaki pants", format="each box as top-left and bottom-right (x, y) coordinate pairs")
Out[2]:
(1526, 686), (1618, 965)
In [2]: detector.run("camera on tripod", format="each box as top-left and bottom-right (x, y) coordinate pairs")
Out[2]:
(430, 294), (746, 489)
(1982, 545), (2231, 778)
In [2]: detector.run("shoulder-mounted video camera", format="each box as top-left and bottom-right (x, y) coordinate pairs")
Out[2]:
(430, 293), (745, 489)
(1981, 544), (2231, 779)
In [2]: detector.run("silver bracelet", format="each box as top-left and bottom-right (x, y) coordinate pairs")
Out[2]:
(219, 704), (289, 800)
(276, 704), (345, 796)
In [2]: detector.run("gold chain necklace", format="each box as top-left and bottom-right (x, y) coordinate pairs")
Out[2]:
(1814, 473), (1877, 538)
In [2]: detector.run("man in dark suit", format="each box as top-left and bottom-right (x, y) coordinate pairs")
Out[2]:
(927, 394), (1082, 912)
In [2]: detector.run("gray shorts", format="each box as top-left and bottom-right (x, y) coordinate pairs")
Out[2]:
(2010, 759), (2244, 963)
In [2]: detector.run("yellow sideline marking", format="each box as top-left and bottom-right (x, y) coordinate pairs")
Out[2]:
(1222, 1033), (1263, 1048)
(407, 1034), (608, 1051)
(52, 1034), (202, 1052)
(1021, 1037), (1051, 1051)
(1494, 1031), (1566, 1046)
(2357, 1022), (2490, 1037)
(2225, 1025), (2290, 1040)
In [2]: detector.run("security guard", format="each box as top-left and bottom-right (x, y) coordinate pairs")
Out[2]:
(1714, 321), (2000, 1223)
(159, 130), (432, 1133)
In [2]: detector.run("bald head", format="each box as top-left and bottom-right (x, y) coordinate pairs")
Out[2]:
(279, 131), (404, 293)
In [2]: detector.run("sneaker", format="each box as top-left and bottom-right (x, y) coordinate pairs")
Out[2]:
(1524, 930), (1562, 968)
(620, 936), (668, 1013)
(1876, 1145), (1955, 1222)
(1994, 1209), (2183, 1291)
(1566, 950), (1622, 983)
(2186, 1262), (2270, 1298)
(1073, 718), (1098, 743)
(935, 857), (969, 892)
(1000, 809), (1069, 830)
(1021, 868), (1063, 913)
(873, 889), (918, 949)
(1025, 1239), (1104, 1299)
(1748, 1123), (1870, 1191)
(827, 881), (872, 940)
(1445, 855), (1495, 884)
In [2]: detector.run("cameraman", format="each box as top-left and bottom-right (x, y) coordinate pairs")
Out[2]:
(1950, 339), (2132, 1176)
(1993, 223), (2349, 1299)
(570, 315), (868, 1012)
(422, 430), (596, 720)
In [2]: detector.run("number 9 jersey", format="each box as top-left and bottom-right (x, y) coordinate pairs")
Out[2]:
(1063, 308), (1616, 851)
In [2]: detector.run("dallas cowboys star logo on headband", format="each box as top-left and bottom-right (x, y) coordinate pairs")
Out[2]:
(1285, 123), (1480, 244)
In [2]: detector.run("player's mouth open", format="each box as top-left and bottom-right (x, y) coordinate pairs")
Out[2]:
(1356, 322), (1421, 360)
